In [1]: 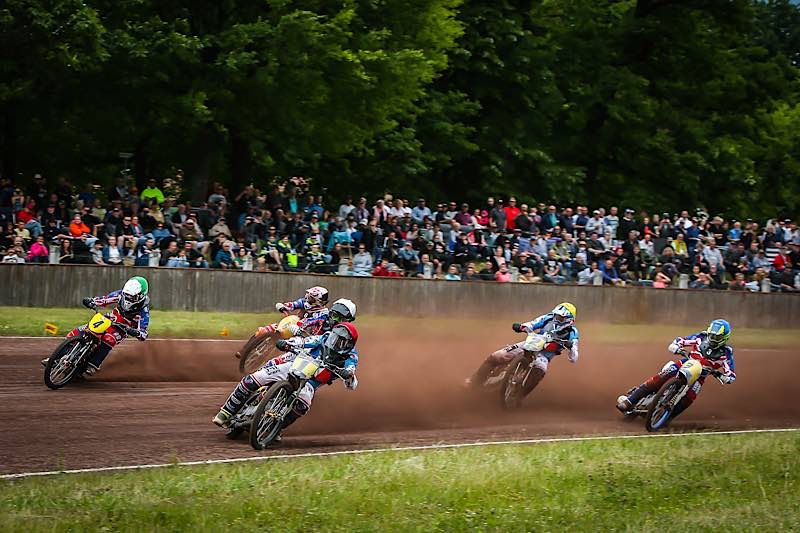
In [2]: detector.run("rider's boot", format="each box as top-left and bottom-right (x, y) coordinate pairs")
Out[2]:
(86, 342), (113, 374)
(274, 404), (307, 442)
(521, 367), (545, 397)
(465, 358), (496, 388)
(213, 375), (260, 427)
(213, 409), (233, 428)
(616, 383), (651, 412)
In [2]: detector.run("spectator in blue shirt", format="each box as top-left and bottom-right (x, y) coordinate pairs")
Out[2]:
(601, 257), (625, 286)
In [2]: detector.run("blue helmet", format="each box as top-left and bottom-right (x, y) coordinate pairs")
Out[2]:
(706, 319), (731, 348)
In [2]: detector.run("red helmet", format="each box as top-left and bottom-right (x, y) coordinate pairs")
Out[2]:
(324, 323), (359, 356)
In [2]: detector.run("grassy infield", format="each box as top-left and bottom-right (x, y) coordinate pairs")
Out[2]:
(1, 307), (798, 531)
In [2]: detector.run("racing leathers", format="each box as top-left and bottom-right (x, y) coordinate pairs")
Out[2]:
(469, 312), (580, 391)
(68, 291), (150, 370)
(218, 332), (358, 430)
(255, 297), (329, 338)
(619, 332), (735, 417)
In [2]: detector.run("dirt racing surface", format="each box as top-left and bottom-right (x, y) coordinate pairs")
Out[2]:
(1, 329), (798, 475)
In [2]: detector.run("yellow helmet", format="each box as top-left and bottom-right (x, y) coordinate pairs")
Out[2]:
(553, 302), (576, 320)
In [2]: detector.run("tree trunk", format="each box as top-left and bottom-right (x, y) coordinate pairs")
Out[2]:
(229, 127), (252, 192)
(0, 109), (17, 180)
(188, 127), (219, 204)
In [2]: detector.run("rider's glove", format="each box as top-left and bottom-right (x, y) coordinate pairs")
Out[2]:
(275, 339), (290, 351)
(512, 323), (524, 333)
(275, 303), (288, 314)
(124, 326), (141, 338)
(82, 297), (95, 309)
(668, 342), (682, 354)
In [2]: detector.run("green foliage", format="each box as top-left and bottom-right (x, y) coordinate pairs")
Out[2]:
(0, 0), (798, 218)
(1, 432), (799, 530)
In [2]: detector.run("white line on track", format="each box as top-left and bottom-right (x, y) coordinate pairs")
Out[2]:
(2, 427), (797, 480)
(0, 336), (241, 342)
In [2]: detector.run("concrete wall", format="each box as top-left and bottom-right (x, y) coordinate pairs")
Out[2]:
(1, 264), (798, 327)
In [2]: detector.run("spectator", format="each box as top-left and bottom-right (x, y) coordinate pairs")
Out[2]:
(543, 249), (566, 284)
(103, 235), (124, 265)
(444, 264), (461, 280)
(209, 216), (232, 240)
(352, 243), (374, 276)
(214, 241), (236, 269)
(503, 197), (521, 230)
(140, 178), (165, 205)
(495, 263), (511, 282)
(24, 235), (47, 263)
(600, 258), (625, 287)
(398, 242), (419, 275)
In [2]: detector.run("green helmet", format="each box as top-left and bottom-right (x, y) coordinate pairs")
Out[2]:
(120, 276), (149, 312)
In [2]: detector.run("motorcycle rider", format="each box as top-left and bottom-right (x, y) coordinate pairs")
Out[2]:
(466, 302), (580, 392)
(616, 319), (735, 417)
(42, 276), (150, 374)
(254, 286), (330, 338)
(213, 322), (360, 435)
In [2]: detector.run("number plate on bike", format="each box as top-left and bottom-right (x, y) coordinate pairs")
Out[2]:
(290, 355), (320, 378)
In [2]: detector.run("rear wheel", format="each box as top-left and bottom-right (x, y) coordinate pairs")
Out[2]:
(500, 354), (532, 409)
(645, 377), (683, 432)
(250, 381), (294, 450)
(44, 338), (88, 389)
(237, 333), (279, 374)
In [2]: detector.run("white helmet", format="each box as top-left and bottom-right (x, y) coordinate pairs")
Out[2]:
(304, 286), (329, 309)
(330, 298), (357, 323)
(120, 276), (149, 312)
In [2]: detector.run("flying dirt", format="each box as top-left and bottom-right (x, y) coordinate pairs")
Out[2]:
(0, 327), (797, 475)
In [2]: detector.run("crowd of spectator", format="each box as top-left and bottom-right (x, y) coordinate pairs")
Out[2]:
(1, 173), (798, 293)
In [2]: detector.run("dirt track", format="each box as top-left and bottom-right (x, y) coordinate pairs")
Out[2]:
(1, 330), (798, 475)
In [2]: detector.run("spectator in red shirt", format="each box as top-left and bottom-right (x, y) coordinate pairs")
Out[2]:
(69, 213), (91, 237)
(504, 197), (521, 230)
(773, 246), (791, 271)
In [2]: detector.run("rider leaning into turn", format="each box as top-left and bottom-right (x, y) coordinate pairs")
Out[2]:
(466, 302), (580, 390)
(255, 286), (331, 338)
(616, 319), (735, 417)
(213, 322), (360, 436)
(42, 276), (151, 374)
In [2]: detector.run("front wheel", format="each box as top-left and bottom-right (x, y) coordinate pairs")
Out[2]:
(645, 377), (684, 432)
(500, 354), (532, 409)
(237, 333), (279, 374)
(250, 381), (294, 450)
(44, 337), (88, 389)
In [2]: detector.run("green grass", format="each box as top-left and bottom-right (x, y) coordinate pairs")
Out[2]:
(1, 432), (798, 531)
(0, 306), (796, 348)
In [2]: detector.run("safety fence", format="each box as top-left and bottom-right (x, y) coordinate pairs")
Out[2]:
(0, 264), (797, 328)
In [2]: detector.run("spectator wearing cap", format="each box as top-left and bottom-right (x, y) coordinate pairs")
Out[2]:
(617, 209), (638, 243)
(411, 198), (432, 225)
(454, 203), (473, 227)
(503, 197), (521, 230)
(489, 199), (507, 231)
(585, 210), (606, 237)
(209, 217), (232, 240)
(141, 178), (165, 205)
(398, 241), (419, 274)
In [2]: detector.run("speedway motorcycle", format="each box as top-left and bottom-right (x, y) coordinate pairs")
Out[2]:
(235, 313), (311, 374)
(618, 354), (726, 432)
(43, 305), (139, 389)
(481, 332), (571, 409)
(248, 350), (349, 450)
